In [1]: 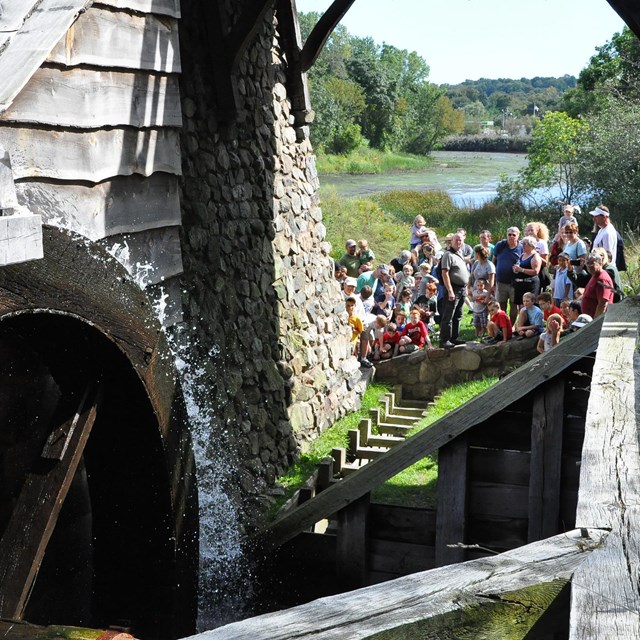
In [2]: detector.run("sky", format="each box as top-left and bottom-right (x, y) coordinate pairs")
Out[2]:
(296, 0), (627, 85)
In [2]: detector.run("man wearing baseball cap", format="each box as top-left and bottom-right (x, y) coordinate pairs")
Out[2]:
(590, 205), (618, 265)
(338, 239), (360, 278)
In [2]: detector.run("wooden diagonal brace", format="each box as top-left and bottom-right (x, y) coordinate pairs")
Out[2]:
(0, 382), (102, 620)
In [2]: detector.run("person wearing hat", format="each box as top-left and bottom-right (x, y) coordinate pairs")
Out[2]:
(356, 263), (391, 299)
(390, 249), (415, 275)
(338, 239), (361, 278)
(590, 205), (618, 266)
(581, 252), (614, 318)
(571, 313), (593, 330)
(343, 276), (366, 317)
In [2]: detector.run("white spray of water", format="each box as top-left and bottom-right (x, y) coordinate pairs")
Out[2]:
(171, 333), (256, 630)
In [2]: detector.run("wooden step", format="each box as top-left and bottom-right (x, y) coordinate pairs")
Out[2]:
(366, 434), (404, 448)
(376, 422), (413, 437)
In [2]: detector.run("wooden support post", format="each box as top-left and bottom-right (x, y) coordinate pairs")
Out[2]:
(0, 382), (101, 619)
(528, 378), (565, 542)
(336, 492), (370, 590)
(317, 457), (334, 491)
(435, 434), (469, 567)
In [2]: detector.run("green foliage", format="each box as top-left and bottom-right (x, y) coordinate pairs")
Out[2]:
(621, 232), (640, 296)
(563, 26), (640, 117)
(445, 76), (576, 118)
(499, 111), (587, 208)
(573, 98), (640, 228)
(321, 187), (409, 262)
(375, 190), (457, 225)
(316, 148), (433, 174)
(299, 12), (463, 155)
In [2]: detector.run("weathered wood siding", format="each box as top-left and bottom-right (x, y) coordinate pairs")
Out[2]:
(0, 0), (184, 325)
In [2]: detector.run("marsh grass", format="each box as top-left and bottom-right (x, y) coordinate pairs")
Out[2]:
(317, 148), (433, 175)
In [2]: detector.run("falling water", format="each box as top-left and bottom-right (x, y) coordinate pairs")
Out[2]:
(169, 327), (256, 630)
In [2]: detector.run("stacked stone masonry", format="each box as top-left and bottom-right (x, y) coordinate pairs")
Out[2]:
(177, 2), (361, 524)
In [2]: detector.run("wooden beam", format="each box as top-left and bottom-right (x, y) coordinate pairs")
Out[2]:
(0, 215), (43, 267)
(606, 1), (640, 40)
(276, 0), (313, 124)
(300, 0), (357, 72)
(336, 493), (370, 590)
(528, 378), (565, 542)
(435, 434), (468, 566)
(199, 529), (604, 640)
(259, 316), (603, 550)
(569, 299), (640, 638)
(89, 0), (180, 18)
(16, 174), (181, 242)
(0, 383), (101, 619)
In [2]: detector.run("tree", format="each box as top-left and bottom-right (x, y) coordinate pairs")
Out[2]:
(563, 26), (640, 117)
(499, 111), (587, 207)
(574, 98), (640, 228)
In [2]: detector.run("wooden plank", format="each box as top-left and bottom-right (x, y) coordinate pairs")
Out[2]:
(15, 173), (181, 241)
(100, 225), (183, 288)
(369, 504), (436, 545)
(0, 126), (181, 182)
(202, 529), (603, 640)
(2, 67), (182, 128)
(368, 539), (434, 575)
(436, 434), (468, 566)
(0, 383), (100, 619)
(528, 379), (565, 542)
(98, 0), (181, 18)
(570, 299), (640, 639)
(467, 516), (529, 552)
(260, 316), (604, 550)
(46, 6), (181, 72)
(0, 215), (43, 267)
(0, 0), (92, 114)
(468, 482), (530, 520)
(468, 447), (531, 486)
(336, 493), (369, 591)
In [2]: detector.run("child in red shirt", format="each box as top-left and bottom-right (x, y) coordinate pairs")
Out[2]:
(397, 309), (432, 354)
(374, 321), (401, 360)
(485, 301), (513, 344)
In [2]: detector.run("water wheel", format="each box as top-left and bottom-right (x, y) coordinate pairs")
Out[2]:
(0, 228), (198, 639)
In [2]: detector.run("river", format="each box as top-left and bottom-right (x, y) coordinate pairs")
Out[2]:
(318, 150), (529, 207)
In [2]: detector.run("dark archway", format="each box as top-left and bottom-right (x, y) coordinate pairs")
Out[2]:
(0, 228), (198, 639)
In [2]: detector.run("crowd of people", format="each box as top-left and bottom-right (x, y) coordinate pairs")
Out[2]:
(337, 205), (626, 368)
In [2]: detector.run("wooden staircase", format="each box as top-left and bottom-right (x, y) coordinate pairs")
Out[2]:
(277, 387), (431, 513)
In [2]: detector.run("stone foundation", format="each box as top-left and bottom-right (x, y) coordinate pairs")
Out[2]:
(374, 339), (539, 400)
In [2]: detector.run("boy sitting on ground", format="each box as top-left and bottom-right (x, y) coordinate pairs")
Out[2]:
(485, 301), (513, 344)
(537, 292), (564, 323)
(396, 308), (432, 355)
(370, 315), (388, 361)
(374, 321), (400, 360)
(515, 292), (544, 338)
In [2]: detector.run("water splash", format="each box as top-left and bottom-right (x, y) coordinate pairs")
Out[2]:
(171, 330), (256, 630)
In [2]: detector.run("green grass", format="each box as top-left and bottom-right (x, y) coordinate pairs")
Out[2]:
(371, 376), (498, 508)
(316, 148), (434, 175)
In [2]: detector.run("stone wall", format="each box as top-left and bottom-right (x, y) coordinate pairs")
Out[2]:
(176, 2), (360, 523)
(374, 339), (538, 400)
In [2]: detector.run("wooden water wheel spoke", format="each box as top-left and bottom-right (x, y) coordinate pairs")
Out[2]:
(0, 381), (102, 620)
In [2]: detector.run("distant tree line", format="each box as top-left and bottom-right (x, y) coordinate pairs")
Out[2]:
(300, 12), (580, 154)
